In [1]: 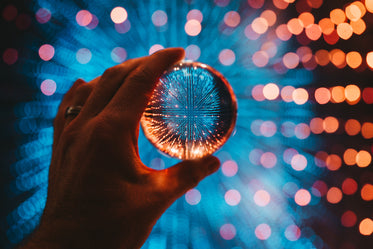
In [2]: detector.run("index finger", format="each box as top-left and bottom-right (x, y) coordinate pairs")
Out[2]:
(106, 47), (185, 124)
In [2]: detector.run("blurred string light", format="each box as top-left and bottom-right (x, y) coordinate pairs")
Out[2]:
(1, 0), (373, 248)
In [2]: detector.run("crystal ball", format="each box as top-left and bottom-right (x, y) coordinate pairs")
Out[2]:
(141, 61), (237, 159)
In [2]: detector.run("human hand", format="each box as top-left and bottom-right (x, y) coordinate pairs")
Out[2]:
(20, 48), (220, 249)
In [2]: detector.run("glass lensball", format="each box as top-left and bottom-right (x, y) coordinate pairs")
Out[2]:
(141, 61), (237, 159)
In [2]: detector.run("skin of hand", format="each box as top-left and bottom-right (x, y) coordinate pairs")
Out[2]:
(19, 48), (220, 249)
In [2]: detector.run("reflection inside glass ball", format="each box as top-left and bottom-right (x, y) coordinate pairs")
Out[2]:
(141, 61), (237, 159)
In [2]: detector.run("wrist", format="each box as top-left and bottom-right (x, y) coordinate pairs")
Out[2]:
(19, 214), (151, 249)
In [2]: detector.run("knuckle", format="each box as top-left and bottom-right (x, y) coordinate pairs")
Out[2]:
(182, 167), (201, 187)
(67, 79), (86, 95)
(128, 66), (155, 85)
(73, 83), (93, 104)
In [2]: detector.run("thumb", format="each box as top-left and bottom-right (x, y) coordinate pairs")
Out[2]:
(161, 155), (220, 198)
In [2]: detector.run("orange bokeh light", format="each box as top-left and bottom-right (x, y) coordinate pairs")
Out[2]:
(287, 18), (303, 35)
(294, 189), (311, 206)
(351, 1), (367, 17)
(325, 154), (342, 171)
(260, 10), (277, 26)
(280, 86), (295, 102)
(323, 30), (339, 45)
(319, 18), (334, 35)
(327, 187), (343, 204)
(343, 148), (358, 165)
(315, 49), (330, 66)
(365, 0), (373, 13)
(356, 150), (372, 167)
(344, 84), (360, 104)
(263, 83), (280, 100)
(299, 12), (314, 27)
(345, 4), (363, 21)
(292, 88), (308, 105)
(273, 0), (289, 9)
(330, 9), (346, 25)
(330, 49), (346, 68)
(310, 117), (324, 134)
(345, 119), (361, 136)
(331, 86), (345, 103)
(224, 11), (241, 28)
(359, 218), (373, 236)
(337, 23), (353, 40)
(351, 19), (366, 35)
(252, 51), (269, 67)
(361, 122), (373, 139)
(276, 24), (292, 41)
(315, 87), (331, 104)
(367, 52), (373, 69)
(252, 17), (269, 34)
(346, 51), (362, 68)
(361, 184), (373, 201)
(283, 52), (299, 69)
(323, 116), (339, 133)
(305, 24), (322, 41)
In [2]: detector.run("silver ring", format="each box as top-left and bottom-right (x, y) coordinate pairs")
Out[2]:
(65, 106), (82, 118)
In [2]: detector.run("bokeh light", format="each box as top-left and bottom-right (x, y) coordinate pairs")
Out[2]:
(292, 88), (309, 105)
(254, 190), (271, 207)
(111, 47), (127, 63)
(35, 8), (51, 24)
(76, 48), (92, 64)
(295, 189), (311, 206)
(185, 188), (201, 205)
(359, 218), (373, 236)
(152, 10), (167, 27)
(225, 189), (241, 206)
(38, 44), (55, 61)
(361, 184), (373, 201)
(110, 7), (128, 24)
(255, 223), (271, 240)
(76, 10), (92, 26)
(284, 225), (301, 241)
(326, 187), (343, 204)
(367, 51), (373, 69)
(3, 48), (18, 65)
(224, 11), (240, 28)
(185, 19), (201, 36)
(220, 224), (236, 240)
(40, 79), (57, 96)
(341, 210), (357, 227)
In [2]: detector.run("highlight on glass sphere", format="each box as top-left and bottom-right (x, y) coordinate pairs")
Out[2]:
(141, 61), (237, 159)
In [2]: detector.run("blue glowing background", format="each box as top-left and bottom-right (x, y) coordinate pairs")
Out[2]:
(1, 0), (373, 248)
